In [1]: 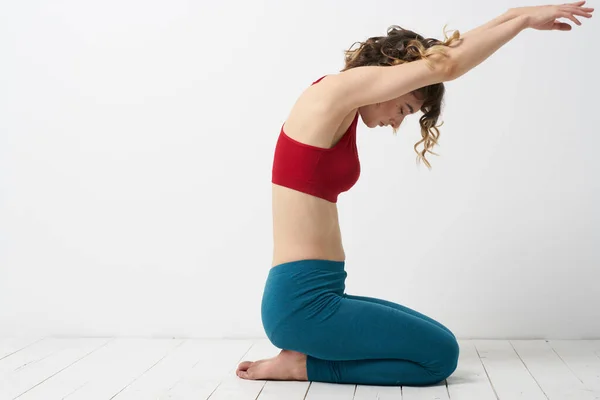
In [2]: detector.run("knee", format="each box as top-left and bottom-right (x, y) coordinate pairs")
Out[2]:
(435, 335), (460, 380)
(263, 321), (286, 349)
(264, 322), (300, 352)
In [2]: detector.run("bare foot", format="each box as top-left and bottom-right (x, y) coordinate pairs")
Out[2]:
(236, 349), (308, 381)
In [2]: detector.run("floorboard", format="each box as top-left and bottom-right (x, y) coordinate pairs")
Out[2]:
(0, 337), (598, 400)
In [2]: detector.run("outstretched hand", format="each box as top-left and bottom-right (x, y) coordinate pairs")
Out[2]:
(511, 0), (594, 30)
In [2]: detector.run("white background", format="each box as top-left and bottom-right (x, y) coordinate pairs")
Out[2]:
(1, 0), (598, 340)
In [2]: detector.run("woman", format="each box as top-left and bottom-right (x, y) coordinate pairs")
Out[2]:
(237, 2), (593, 386)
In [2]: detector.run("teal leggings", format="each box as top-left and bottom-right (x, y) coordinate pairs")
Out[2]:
(261, 259), (459, 386)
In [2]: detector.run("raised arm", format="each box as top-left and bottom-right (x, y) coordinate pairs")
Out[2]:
(443, 1), (593, 79)
(321, 9), (525, 111)
(322, 2), (592, 112)
(324, 57), (450, 111)
(443, 13), (528, 80)
(460, 9), (520, 40)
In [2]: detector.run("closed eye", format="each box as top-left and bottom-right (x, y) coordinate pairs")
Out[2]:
(400, 104), (413, 116)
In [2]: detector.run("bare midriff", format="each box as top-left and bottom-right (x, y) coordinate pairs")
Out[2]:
(271, 184), (344, 267)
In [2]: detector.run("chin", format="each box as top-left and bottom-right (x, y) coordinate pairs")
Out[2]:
(358, 111), (372, 128)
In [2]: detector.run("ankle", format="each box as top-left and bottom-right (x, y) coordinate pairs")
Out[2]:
(294, 354), (308, 380)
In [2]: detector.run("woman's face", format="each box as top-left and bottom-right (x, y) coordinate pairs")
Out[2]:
(359, 91), (424, 131)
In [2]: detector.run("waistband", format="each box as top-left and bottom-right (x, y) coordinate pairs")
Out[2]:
(269, 258), (345, 275)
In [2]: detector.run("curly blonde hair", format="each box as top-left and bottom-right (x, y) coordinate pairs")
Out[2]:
(341, 25), (461, 169)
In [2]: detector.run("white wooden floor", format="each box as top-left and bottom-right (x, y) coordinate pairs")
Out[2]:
(0, 338), (599, 400)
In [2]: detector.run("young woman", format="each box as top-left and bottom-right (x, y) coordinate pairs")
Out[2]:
(237, 2), (593, 387)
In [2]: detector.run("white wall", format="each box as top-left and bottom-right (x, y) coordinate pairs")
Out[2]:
(1, 0), (598, 340)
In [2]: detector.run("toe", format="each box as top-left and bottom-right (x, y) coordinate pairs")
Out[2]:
(237, 361), (253, 372)
(239, 365), (258, 380)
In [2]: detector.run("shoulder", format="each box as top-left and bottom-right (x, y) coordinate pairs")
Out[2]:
(282, 75), (356, 148)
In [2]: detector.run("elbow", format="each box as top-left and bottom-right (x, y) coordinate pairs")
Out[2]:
(440, 57), (458, 82)
(427, 52), (458, 82)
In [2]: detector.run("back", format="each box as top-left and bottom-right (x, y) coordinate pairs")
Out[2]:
(271, 76), (360, 267)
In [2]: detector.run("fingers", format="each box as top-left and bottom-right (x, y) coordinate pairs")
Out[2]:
(564, 0), (595, 11)
(558, 1), (595, 26)
(562, 5), (594, 17)
(560, 11), (582, 25)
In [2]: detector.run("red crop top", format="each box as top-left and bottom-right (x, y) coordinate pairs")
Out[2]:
(271, 76), (361, 203)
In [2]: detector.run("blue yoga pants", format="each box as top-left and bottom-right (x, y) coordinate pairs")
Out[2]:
(260, 259), (459, 386)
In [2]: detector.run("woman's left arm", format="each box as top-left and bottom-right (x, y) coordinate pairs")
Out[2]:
(460, 9), (519, 40)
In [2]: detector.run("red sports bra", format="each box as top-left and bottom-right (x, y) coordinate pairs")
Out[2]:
(271, 76), (361, 203)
